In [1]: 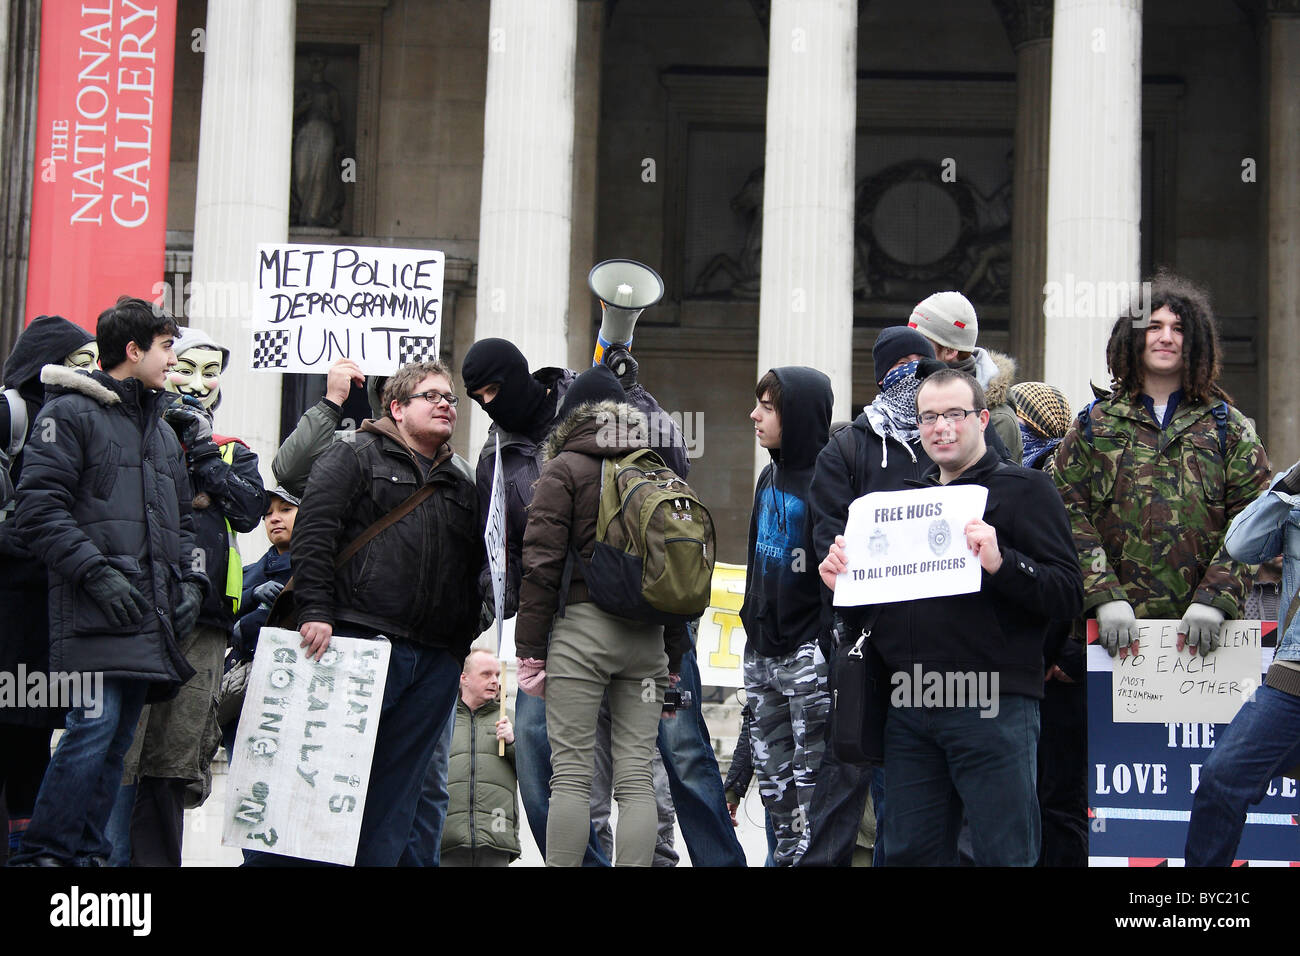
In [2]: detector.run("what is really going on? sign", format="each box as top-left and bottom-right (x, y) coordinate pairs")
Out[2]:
(251, 243), (445, 376)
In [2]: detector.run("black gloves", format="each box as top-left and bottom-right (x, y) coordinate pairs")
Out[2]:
(253, 580), (285, 608)
(175, 581), (204, 637)
(164, 398), (218, 461)
(82, 565), (152, 629)
(602, 345), (639, 389)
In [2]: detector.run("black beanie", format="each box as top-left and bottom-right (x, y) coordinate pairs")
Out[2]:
(872, 326), (935, 385)
(461, 338), (551, 435)
(556, 365), (624, 423)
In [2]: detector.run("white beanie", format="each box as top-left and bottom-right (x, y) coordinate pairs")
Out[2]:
(908, 291), (978, 353)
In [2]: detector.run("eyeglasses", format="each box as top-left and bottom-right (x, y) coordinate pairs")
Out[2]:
(916, 408), (978, 427)
(409, 390), (459, 407)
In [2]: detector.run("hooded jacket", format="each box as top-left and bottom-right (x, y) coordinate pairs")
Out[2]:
(0, 317), (95, 726)
(14, 365), (204, 698)
(740, 367), (834, 658)
(513, 398), (689, 670)
(2, 316), (94, 486)
(291, 415), (483, 657)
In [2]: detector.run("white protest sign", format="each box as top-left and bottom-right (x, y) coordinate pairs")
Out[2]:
(1102, 619), (1266, 724)
(250, 243), (443, 375)
(485, 434), (508, 655)
(222, 627), (390, 865)
(833, 485), (988, 606)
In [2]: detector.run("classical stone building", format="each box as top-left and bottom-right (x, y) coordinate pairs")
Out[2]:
(1, 0), (1296, 564)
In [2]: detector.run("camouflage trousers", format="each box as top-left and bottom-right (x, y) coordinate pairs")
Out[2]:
(742, 641), (830, 866)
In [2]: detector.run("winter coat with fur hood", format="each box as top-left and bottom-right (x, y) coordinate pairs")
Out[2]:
(514, 399), (689, 670)
(958, 348), (1021, 465)
(14, 366), (204, 698)
(473, 367), (689, 619)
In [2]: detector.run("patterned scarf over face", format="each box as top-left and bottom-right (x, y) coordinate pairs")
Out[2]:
(864, 361), (922, 466)
(1009, 381), (1073, 469)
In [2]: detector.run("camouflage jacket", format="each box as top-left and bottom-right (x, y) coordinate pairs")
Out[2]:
(1049, 392), (1271, 620)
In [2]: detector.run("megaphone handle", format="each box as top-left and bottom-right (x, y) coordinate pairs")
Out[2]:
(592, 332), (633, 368)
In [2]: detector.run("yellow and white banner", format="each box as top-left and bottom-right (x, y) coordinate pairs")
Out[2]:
(696, 562), (748, 688)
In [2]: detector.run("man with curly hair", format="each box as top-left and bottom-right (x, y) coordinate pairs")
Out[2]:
(1049, 271), (1272, 662)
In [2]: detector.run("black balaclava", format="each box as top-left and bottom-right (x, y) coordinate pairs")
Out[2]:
(461, 338), (551, 435)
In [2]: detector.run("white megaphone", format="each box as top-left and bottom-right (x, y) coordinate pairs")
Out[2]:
(588, 258), (664, 367)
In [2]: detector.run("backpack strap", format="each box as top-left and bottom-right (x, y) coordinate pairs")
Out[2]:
(556, 546), (579, 620)
(1283, 588), (1300, 638)
(1080, 396), (1229, 460)
(833, 425), (860, 495)
(1211, 400), (1229, 460)
(335, 483), (437, 567)
(1077, 398), (1100, 444)
(268, 481), (437, 627)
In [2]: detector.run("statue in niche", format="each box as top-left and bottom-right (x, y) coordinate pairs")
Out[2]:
(960, 153), (1013, 301)
(852, 176), (883, 300)
(291, 53), (345, 228)
(691, 166), (764, 299)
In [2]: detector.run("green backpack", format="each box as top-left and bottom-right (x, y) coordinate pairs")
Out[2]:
(561, 448), (716, 624)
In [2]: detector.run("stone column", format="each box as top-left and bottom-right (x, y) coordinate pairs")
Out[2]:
(566, 0), (603, 377)
(0, 0), (38, 354)
(995, 0), (1053, 383)
(756, 0), (857, 477)
(189, 0), (296, 471)
(471, 0), (578, 457)
(1266, 2), (1300, 465)
(1043, 0), (1142, 410)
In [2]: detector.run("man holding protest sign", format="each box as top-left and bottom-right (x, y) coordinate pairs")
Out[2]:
(819, 369), (1082, 865)
(261, 360), (482, 866)
(1050, 272), (1271, 660)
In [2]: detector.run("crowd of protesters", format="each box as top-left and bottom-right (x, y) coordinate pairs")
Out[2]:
(0, 268), (1292, 867)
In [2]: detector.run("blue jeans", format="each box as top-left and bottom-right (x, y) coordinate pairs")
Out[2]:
(399, 693), (457, 866)
(657, 648), (747, 866)
(244, 639), (460, 867)
(9, 677), (148, 865)
(514, 685), (610, 866)
(1185, 683), (1300, 866)
(881, 695), (1040, 867)
(105, 782), (137, 866)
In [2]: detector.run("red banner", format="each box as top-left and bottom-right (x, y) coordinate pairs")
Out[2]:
(25, 0), (177, 333)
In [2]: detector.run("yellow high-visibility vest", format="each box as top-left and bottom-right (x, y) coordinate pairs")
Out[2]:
(218, 441), (243, 614)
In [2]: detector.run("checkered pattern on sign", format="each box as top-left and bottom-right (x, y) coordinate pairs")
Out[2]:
(398, 335), (439, 365)
(251, 330), (290, 369)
